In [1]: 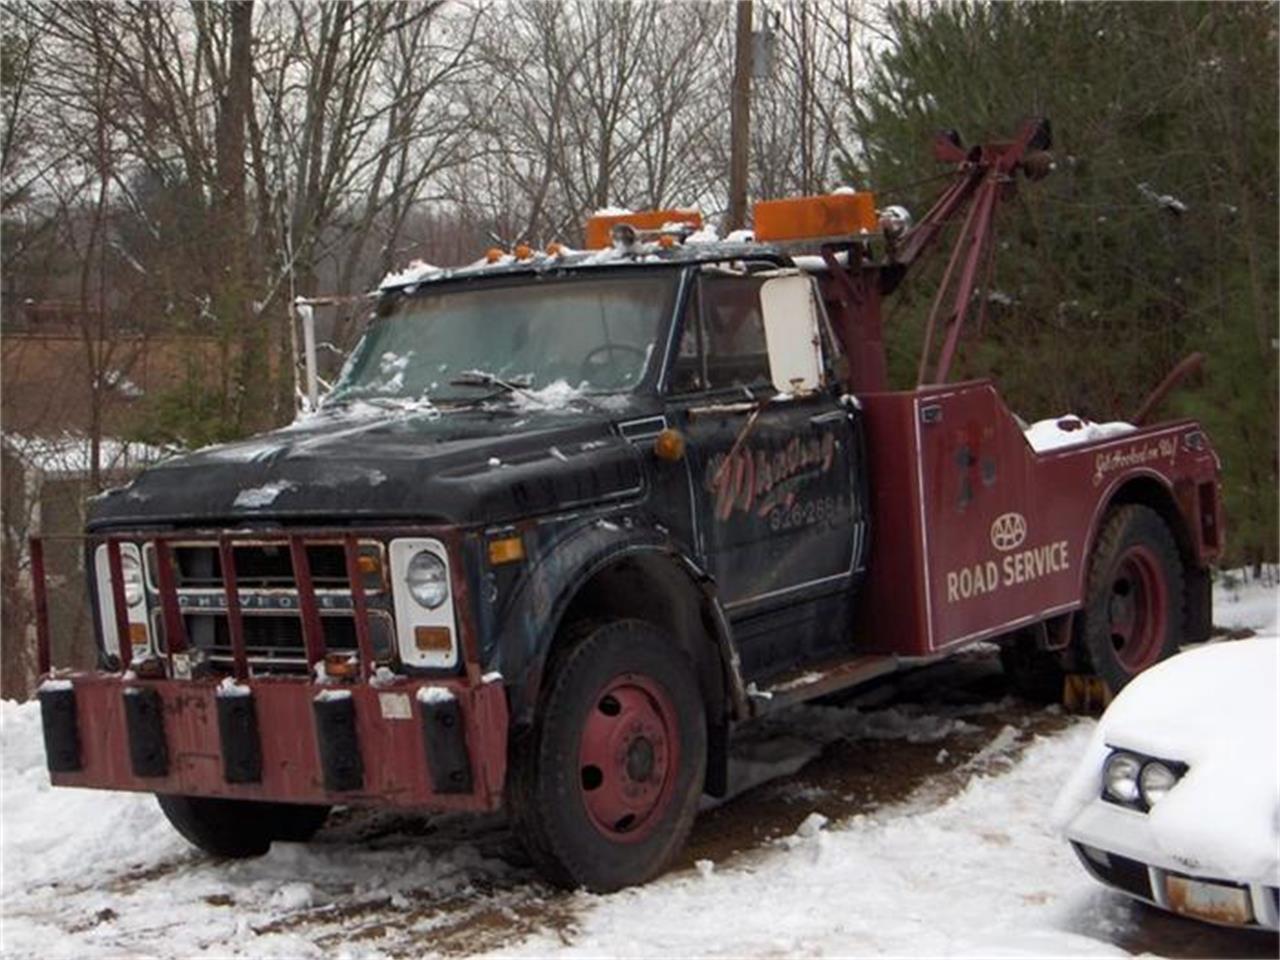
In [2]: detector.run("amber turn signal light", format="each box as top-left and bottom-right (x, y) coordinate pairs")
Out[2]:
(323, 653), (359, 678)
(654, 428), (686, 462)
(128, 623), (149, 649)
(487, 535), (526, 566)
(414, 626), (453, 653)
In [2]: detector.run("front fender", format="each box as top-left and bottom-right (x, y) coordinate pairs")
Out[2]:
(490, 518), (729, 726)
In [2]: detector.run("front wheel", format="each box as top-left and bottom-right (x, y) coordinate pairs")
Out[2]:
(1077, 505), (1185, 694)
(156, 795), (331, 858)
(509, 619), (706, 892)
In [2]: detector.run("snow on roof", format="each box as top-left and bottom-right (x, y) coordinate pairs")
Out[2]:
(1, 432), (174, 476)
(378, 259), (445, 288)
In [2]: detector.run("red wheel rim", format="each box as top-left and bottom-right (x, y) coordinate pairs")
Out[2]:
(1107, 545), (1167, 672)
(577, 673), (679, 844)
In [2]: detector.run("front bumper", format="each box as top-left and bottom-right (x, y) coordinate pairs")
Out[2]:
(38, 673), (509, 812)
(1065, 799), (1280, 930)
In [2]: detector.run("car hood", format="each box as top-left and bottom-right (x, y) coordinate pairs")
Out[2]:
(88, 399), (648, 530)
(1053, 637), (1279, 883)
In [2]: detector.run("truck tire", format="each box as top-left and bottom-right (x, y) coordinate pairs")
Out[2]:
(1078, 505), (1185, 694)
(509, 619), (706, 892)
(155, 795), (331, 858)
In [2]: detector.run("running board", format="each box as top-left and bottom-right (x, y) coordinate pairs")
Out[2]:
(746, 654), (900, 717)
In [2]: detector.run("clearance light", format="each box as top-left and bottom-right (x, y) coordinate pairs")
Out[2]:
(487, 535), (526, 566)
(514, 243), (533, 260)
(657, 234), (677, 249)
(546, 242), (567, 257)
(485, 247), (504, 263)
(753, 191), (878, 243)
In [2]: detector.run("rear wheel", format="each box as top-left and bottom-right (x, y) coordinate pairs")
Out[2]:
(156, 795), (331, 858)
(509, 619), (706, 892)
(1078, 505), (1185, 693)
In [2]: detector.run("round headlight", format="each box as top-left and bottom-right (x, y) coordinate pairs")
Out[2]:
(405, 550), (448, 609)
(1139, 761), (1178, 807)
(121, 553), (145, 608)
(1103, 751), (1142, 804)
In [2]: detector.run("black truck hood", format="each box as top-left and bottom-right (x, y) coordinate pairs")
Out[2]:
(88, 400), (648, 531)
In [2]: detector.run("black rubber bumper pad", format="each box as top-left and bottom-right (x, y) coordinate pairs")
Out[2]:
(419, 695), (473, 794)
(123, 686), (169, 777)
(216, 692), (263, 784)
(38, 685), (82, 773)
(312, 694), (364, 792)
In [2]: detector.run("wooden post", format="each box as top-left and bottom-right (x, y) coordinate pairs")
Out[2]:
(727, 0), (754, 231)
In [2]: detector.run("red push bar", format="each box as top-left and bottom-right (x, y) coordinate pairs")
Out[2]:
(105, 539), (132, 669)
(288, 536), (328, 670)
(343, 535), (376, 681)
(152, 539), (188, 660)
(217, 536), (250, 681)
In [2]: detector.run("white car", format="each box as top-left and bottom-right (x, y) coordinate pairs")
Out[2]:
(1053, 637), (1279, 930)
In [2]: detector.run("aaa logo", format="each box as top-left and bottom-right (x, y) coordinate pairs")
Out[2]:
(990, 512), (1027, 552)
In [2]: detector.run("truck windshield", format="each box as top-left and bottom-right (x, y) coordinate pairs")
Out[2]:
(329, 272), (678, 404)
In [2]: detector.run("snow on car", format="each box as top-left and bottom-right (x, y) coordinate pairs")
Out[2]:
(1053, 636), (1280, 930)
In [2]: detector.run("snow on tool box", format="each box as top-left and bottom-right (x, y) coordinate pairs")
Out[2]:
(26, 118), (1224, 892)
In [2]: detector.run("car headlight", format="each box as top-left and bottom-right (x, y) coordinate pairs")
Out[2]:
(404, 550), (448, 608)
(1138, 761), (1178, 807)
(1103, 751), (1142, 804)
(121, 552), (145, 608)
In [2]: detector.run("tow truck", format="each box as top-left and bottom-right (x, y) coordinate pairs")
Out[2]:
(32, 119), (1222, 891)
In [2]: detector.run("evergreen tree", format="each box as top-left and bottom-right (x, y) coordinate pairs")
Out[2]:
(843, 1), (1278, 565)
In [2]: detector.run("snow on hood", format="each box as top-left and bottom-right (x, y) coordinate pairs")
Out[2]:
(1052, 637), (1279, 883)
(1024, 415), (1136, 453)
(510, 379), (585, 412)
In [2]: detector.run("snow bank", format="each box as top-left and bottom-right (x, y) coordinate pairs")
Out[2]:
(0, 700), (185, 899)
(1052, 636), (1279, 884)
(493, 725), (1124, 958)
(1213, 566), (1279, 634)
(1024, 415), (1136, 453)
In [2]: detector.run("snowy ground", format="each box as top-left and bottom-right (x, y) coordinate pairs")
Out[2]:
(1, 572), (1276, 958)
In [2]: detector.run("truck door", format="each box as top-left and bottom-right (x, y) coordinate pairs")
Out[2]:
(667, 267), (865, 616)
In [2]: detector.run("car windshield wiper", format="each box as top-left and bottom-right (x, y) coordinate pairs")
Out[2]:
(448, 370), (534, 396)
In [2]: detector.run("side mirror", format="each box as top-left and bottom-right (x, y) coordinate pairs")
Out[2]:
(759, 272), (825, 395)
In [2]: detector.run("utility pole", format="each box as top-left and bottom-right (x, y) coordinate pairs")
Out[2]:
(727, 0), (753, 231)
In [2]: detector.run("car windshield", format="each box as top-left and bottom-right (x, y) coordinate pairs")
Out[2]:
(328, 272), (679, 404)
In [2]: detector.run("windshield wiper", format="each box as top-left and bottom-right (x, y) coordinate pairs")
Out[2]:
(448, 370), (534, 395)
